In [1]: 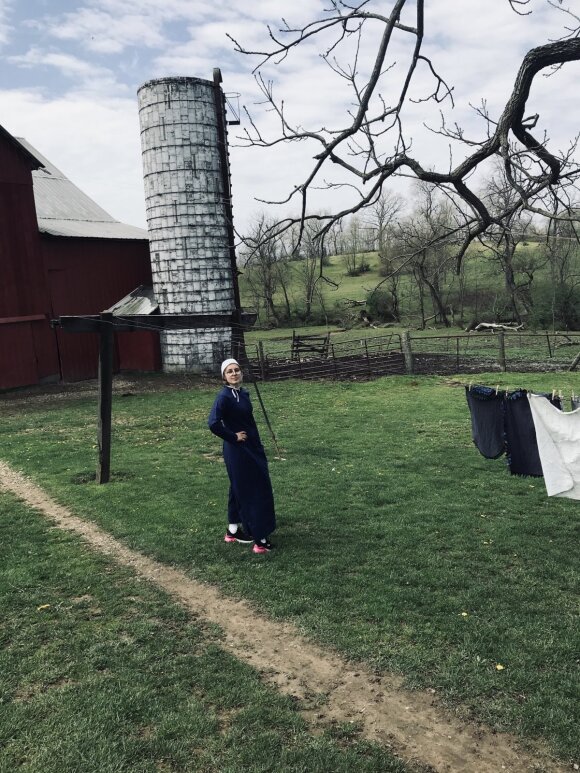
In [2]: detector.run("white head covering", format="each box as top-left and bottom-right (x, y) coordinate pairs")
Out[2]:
(221, 358), (240, 377)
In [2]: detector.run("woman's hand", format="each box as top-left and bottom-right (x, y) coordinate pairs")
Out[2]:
(235, 431), (247, 442)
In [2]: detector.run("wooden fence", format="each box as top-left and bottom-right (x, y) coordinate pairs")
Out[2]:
(410, 331), (580, 375)
(248, 333), (405, 381)
(247, 330), (580, 382)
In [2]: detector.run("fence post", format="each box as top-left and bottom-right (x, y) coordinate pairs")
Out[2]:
(364, 339), (372, 377)
(569, 350), (580, 372)
(545, 331), (552, 358)
(401, 331), (414, 374)
(331, 344), (338, 379)
(258, 341), (266, 381)
(498, 331), (506, 371)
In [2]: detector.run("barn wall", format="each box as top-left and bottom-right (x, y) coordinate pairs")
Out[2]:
(0, 138), (61, 389)
(0, 129), (160, 390)
(42, 236), (160, 381)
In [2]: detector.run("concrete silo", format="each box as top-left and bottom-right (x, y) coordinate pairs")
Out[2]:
(137, 73), (239, 373)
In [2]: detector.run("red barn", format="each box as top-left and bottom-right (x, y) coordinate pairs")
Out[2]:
(0, 126), (159, 390)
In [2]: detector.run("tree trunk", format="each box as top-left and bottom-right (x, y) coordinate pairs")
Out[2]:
(418, 260), (450, 326)
(278, 279), (292, 319)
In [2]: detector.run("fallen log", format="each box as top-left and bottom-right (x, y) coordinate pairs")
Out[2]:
(473, 322), (524, 333)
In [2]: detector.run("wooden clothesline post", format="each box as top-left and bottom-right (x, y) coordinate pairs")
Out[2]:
(52, 311), (257, 484)
(97, 312), (114, 484)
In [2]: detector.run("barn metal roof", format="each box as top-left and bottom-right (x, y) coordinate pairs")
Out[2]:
(0, 124), (44, 170)
(105, 285), (158, 315)
(16, 137), (148, 241)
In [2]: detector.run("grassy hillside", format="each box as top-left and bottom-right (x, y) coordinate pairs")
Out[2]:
(240, 241), (580, 331)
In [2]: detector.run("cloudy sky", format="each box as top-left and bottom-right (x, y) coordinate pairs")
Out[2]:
(0, 0), (578, 234)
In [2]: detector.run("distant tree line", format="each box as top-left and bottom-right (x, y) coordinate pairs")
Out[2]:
(232, 0), (580, 334)
(239, 169), (580, 332)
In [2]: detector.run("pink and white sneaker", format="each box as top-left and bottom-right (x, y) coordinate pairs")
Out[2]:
(252, 539), (274, 554)
(224, 527), (253, 544)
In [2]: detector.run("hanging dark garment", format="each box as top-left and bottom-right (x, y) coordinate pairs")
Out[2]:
(465, 385), (506, 459)
(504, 390), (562, 477)
(572, 396), (580, 411)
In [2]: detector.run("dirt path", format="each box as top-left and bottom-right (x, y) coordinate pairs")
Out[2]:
(0, 460), (565, 773)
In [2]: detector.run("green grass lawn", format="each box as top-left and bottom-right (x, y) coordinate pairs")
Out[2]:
(0, 490), (420, 773)
(1, 372), (579, 765)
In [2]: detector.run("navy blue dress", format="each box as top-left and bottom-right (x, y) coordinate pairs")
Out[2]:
(208, 386), (276, 542)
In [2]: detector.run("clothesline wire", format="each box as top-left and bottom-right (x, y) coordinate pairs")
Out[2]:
(466, 382), (578, 402)
(59, 314), (254, 335)
(59, 315), (408, 381)
(57, 315), (285, 454)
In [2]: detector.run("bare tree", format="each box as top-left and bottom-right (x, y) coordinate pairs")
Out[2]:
(342, 215), (370, 276)
(394, 184), (455, 327)
(374, 235), (405, 321)
(365, 190), (404, 255)
(543, 207), (580, 286)
(241, 214), (292, 323)
(369, 190), (405, 316)
(479, 164), (546, 324)
(536, 205), (580, 329)
(287, 221), (323, 319)
(231, 0), (580, 271)
(326, 217), (345, 257)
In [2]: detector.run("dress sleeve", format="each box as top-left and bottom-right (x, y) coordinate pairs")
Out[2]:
(208, 393), (238, 443)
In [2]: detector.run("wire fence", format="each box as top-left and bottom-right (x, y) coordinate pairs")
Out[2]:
(411, 331), (580, 374)
(246, 330), (580, 381)
(247, 333), (405, 382)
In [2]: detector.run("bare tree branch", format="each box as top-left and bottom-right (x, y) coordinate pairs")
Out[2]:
(233, 0), (580, 276)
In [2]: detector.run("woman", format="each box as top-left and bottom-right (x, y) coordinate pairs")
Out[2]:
(208, 358), (276, 554)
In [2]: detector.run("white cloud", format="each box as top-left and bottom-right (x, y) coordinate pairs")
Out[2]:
(0, 88), (147, 228)
(1, 0), (578, 238)
(96, 0), (328, 26)
(26, 7), (167, 54)
(10, 46), (112, 78)
(0, 0), (14, 48)
(97, 0), (227, 22)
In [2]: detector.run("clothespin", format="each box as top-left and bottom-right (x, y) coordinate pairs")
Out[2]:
(468, 380), (473, 391)
(495, 384), (500, 395)
(552, 388), (556, 400)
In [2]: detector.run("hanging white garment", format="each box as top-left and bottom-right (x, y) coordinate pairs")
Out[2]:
(528, 393), (580, 499)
